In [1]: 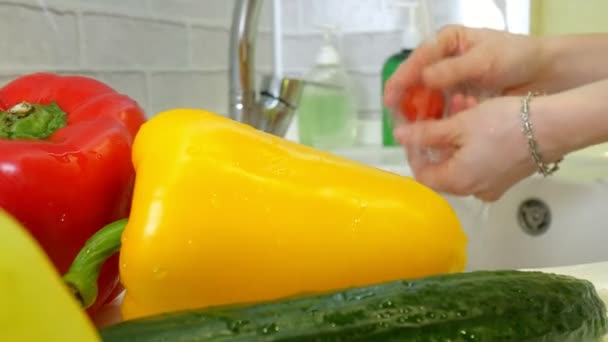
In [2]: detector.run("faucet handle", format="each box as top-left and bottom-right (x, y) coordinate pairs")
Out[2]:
(260, 75), (303, 108)
(256, 75), (304, 137)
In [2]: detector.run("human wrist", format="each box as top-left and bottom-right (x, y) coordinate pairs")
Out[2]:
(536, 34), (608, 93)
(534, 37), (565, 93)
(529, 91), (592, 162)
(537, 79), (608, 157)
(515, 93), (565, 176)
(514, 92), (573, 170)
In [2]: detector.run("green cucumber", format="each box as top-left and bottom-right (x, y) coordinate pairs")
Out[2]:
(100, 270), (608, 341)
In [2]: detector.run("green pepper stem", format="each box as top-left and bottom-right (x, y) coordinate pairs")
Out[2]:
(63, 219), (127, 308)
(0, 101), (67, 140)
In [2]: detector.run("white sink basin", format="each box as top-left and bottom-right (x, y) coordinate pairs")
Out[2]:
(447, 176), (608, 271)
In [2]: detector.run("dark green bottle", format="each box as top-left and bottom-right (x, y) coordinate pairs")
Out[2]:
(380, 0), (425, 146)
(381, 49), (412, 146)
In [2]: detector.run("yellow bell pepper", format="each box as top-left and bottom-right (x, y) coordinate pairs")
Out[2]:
(0, 209), (100, 341)
(64, 108), (467, 321)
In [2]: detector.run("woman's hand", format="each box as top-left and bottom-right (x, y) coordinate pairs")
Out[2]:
(395, 78), (608, 202)
(384, 25), (546, 110)
(385, 24), (608, 202)
(394, 96), (540, 202)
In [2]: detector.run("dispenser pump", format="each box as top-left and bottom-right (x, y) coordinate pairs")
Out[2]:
(395, 0), (422, 49)
(315, 25), (341, 66)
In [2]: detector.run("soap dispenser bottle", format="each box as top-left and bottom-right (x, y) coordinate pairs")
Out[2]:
(297, 26), (358, 150)
(381, 0), (424, 146)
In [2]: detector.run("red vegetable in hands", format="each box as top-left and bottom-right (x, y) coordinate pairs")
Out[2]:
(400, 85), (445, 121)
(0, 73), (146, 313)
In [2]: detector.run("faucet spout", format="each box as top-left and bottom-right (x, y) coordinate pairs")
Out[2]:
(228, 0), (303, 137)
(229, 0), (261, 125)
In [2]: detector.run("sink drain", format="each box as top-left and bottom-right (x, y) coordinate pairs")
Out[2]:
(517, 198), (551, 236)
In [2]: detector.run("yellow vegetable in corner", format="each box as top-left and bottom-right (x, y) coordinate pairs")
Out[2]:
(64, 108), (467, 321)
(0, 210), (99, 342)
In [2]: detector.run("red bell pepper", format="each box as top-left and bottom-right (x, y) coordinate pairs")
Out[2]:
(0, 73), (146, 313)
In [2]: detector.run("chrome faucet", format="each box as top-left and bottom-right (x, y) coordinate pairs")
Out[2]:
(228, 0), (304, 137)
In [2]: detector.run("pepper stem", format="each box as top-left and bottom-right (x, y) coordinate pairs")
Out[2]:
(63, 219), (127, 308)
(0, 101), (67, 140)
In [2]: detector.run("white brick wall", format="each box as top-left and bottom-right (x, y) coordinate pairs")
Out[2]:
(0, 0), (498, 128)
(0, 0), (276, 118)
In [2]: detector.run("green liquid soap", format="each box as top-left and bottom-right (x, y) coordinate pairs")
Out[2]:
(381, 49), (411, 146)
(296, 26), (358, 150)
(297, 84), (357, 149)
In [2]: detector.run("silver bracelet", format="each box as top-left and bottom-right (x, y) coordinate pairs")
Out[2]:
(520, 91), (562, 177)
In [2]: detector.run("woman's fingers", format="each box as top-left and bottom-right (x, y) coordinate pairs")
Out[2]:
(422, 46), (490, 90)
(409, 157), (475, 196)
(466, 95), (478, 108)
(394, 117), (460, 148)
(384, 26), (466, 109)
(447, 93), (480, 116)
(394, 117), (468, 195)
(474, 190), (503, 203)
(449, 93), (468, 114)
(383, 46), (431, 109)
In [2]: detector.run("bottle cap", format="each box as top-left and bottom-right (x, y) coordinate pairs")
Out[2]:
(315, 25), (341, 65)
(392, 0), (428, 49)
